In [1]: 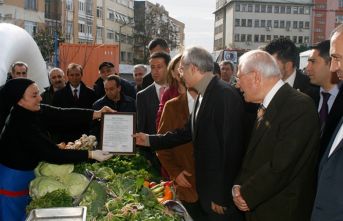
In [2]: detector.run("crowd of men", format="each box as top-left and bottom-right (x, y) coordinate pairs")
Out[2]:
(1, 24), (343, 221)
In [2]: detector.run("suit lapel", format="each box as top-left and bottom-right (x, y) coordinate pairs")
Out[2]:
(246, 84), (290, 154)
(327, 116), (343, 158)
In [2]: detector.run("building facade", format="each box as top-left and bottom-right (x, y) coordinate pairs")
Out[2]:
(214, 0), (313, 51)
(312, 0), (343, 44)
(0, 0), (45, 36)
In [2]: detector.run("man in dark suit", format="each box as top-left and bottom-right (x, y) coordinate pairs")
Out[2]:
(136, 52), (170, 174)
(93, 61), (136, 100)
(135, 47), (245, 221)
(52, 63), (96, 142)
(141, 38), (170, 89)
(311, 24), (343, 221)
(264, 37), (318, 100)
(233, 50), (320, 221)
(306, 40), (343, 159)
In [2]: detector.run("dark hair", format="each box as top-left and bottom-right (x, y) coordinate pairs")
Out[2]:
(11, 61), (28, 74)
(99, 61), (114, 70)
(264, 37), (298, 67)
(213, 62), (221, 76)
(149, 52), (171, 66)
(311, 40), (331, 64)
(105, 74), (121, 87)
(67, 63), (83, 75)
(219, 60), (234, 71)
(148, 38), (169, 51)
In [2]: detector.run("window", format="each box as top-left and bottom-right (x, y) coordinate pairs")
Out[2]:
(127, 52), (133, 62)
(337, 15), (343, 23)
(248, 4), (253, 12)
(235, 19), (240, 27)
(25, 0), (37, 10)
(280, 6), (285, 13)
(79, 23), (85, 33)
(235, 4), (240, 11)
(304, 36), (309, 44)
(86, 25), (92, 35)
(299, 7), (304, 14)
(96, 27), (103, 39)
(261, 20), (266, 27)
(274, 6), (279, 13)
(267, 20), (272, 27)
(261, 5), (266, 13)
(293, 21), (298, 29)
(107, 29), (114, 39)
(255, 19), (259, 27)
(241, 4), (247, 12)
(260, 35), (265, 42)
(266, 35), (271, 41)
(304, 7), (310, 14)
(280, 20), (285, 28)
(299, 21), (304, 29)
(255, 4), (260, 12)
(286, 6), (291, 14)
(274, 20), (279, 28)
(293, 36), (297, 43)
(241, 19), (246, 27)
(108, 10), (115, 20)
(24, 21), (37, 35)
(286, 21), (291, 28)
(339, 0), (343, 7)
(97, 7), (103, 19)
(247, 19), (252, 27)
(274, 35), (279, 39)
(121, 51), (126, 62)
(247, 34), (252, 42)
(241, 34), (246, 42)
(66, 21), (73, 34)
(66, 0), (73, 10)
(79, 1), (85, 12)
(293, 6), (298, 14)
(267, 5), (272, 13)
(234, 34), (240, 42)
(298, 36), (303, 44)
(254, 35), (259, 42)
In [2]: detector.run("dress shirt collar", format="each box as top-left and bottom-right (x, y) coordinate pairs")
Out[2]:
(69, 84), (81, 96)
(284, 69), (296, 87)
(154, 82), (167, 100)
(186, 90), (195, 114)
(193, 73), (214, 96)
(319, 84), (339, 112)
(262, 79), (285, 109)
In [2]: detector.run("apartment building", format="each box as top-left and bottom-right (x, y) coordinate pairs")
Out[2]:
(214, 0), (313, 51)
(312, 0), (343, 44)
(0, 0), (45, 36)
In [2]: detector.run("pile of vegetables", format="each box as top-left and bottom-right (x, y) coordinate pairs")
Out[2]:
(27, 155), (182, 220)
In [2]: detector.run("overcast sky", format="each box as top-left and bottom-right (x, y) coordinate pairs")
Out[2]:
(147, 0), (215, 52)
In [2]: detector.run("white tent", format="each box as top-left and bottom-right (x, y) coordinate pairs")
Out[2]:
(299, 49), (312, 70)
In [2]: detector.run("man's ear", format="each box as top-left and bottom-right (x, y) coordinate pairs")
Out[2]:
(253, 71), (261, 84)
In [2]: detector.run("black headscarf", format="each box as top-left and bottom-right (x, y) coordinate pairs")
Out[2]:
(0, 78), (35, 131)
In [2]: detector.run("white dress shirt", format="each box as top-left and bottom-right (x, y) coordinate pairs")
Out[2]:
(283, 69), (296, 87)
(318, 85), (339, 113)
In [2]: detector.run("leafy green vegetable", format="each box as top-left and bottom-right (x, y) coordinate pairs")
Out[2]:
(26, 189), (73, 214)
(29, 176), (66, 199)
(61, 173), (89, 197)
(39, 163), (74, 180)
(79, 181), (107, 219)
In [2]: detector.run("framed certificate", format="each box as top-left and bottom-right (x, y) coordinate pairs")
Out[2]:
(100, 112), (136, 154)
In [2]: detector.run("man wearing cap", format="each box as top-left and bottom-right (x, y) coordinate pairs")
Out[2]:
(93, 61), (136, 100)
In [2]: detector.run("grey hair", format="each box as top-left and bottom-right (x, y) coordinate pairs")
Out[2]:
(182, 47), (213, 73)
(219, 60), (235, 72)
(133, 64), (147, 76)
(331, 24), (343, 38)
(239, 50), (281, 78)
(48, 67), (64, 78)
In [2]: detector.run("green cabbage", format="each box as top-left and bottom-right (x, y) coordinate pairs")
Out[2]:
(29, 176), (66, 199)
(62, 173), (89, 197)
(95, 167), (115, 180)
(39, 163), (74, 179)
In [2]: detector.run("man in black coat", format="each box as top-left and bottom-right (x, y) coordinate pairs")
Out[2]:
(311, 24), (343, 221)
(264, 37), (318, 100)
(135, 47), (245, 221)
(52, 63), (96, 142)
(93, 62), (136, 100)
(141, 38), (170, 89)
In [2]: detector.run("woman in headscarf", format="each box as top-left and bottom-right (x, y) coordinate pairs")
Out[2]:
(0, 78), (113, 221)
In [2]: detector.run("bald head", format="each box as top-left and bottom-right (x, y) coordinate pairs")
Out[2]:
(330, 24), (343, 80)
